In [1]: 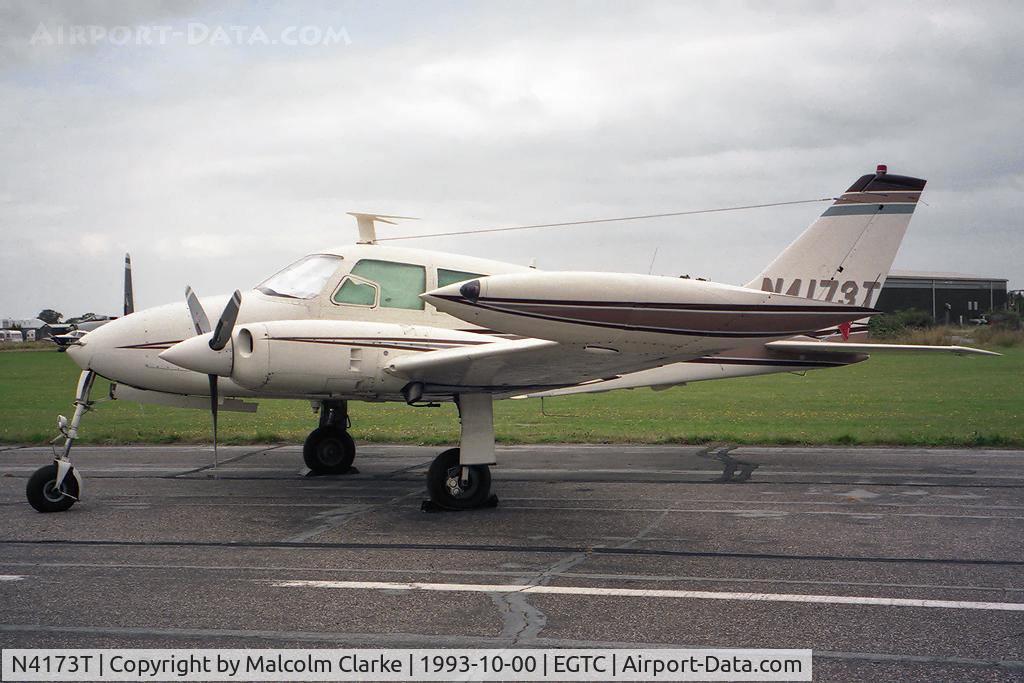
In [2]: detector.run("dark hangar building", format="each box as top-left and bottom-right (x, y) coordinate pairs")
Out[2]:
(876, 270), (1009, 324)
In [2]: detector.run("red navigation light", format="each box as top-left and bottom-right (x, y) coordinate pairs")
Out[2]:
(876, 164), (888, 175)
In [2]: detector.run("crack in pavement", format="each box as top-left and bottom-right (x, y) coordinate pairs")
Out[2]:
(492, 506), (673, 646)
(283, 488), (424, 543)
(378, 460), (434, 479)
(172, 445), (287, 477)
(617, 509), (673, 550)
(492, 549), (593, 645)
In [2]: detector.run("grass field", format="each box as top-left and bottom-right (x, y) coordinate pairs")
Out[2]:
(0, 348), (1021, 447)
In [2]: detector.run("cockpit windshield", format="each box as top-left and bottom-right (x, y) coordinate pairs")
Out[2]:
(256, 254), (342, 299)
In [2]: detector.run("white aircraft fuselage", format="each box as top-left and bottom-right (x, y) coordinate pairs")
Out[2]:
(29, 167), (996, 514)
(68, 243), (873, 403)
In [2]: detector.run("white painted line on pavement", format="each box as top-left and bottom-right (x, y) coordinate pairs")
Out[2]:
(497, 467), (1024, 480)
(267, 579), (1024, 612)
(0, 575), (26, 582)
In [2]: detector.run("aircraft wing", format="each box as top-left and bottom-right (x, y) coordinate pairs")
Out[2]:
(385, 337), (688, 395)
(765, 340), (999, 356)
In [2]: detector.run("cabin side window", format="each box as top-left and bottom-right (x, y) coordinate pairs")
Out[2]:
(345, 259), (426, 310)
(438, 268), (486, 288)
(332, 276), (378, 307)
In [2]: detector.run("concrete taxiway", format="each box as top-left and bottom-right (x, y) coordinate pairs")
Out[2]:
(1, 443), (1023, 681)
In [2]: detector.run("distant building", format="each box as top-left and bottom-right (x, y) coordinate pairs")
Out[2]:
(877, 270), (1009, 324)
(17, 318), (52, 341)
(0, 318), (52, 342)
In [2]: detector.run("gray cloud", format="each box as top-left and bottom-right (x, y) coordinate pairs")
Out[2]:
(1, 1), (1021, 318)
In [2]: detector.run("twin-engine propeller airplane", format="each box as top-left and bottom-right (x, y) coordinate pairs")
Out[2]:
(27, 167), (997, 513)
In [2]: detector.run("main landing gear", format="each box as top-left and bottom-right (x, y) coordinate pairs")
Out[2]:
(27, 370), (95, 513)
(424, 393), (497, 510)
(303, 400), (356, 475)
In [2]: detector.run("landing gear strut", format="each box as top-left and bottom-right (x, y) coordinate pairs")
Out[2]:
(27, 370), (94, 513)
(303, 400), (356, 475)
(425, 393), (497, 510)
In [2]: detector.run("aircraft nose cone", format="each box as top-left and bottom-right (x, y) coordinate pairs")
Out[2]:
(64, 317), (125, 371)
(422, 278), (486, 310)
(459, 280), (481, 303)
(160, 334), (233, 376)
(65, 339), (92, 370)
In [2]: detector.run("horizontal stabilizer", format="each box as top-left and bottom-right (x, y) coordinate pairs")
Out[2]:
(520, 336), (1000, 399)
(765, 340), (1000, 356)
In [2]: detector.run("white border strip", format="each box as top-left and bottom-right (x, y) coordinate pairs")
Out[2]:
(268, 579), (1024, 612)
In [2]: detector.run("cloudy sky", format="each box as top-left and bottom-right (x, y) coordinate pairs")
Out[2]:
(1, 1), (1021, 319)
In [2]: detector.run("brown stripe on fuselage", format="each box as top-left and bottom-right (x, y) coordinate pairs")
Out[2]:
(687, 356), (849, 368)
(118, 340), (184, 350)
(456, 327), (525, 339)
(274, 336), (481, 353)
(473, 297), (876, 313)
(289, 336), (491, 345)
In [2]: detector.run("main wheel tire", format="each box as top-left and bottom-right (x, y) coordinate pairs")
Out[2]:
(303, 426), (356, 474)
(427, 448), (492, 510)
(26, 464), (79, 513)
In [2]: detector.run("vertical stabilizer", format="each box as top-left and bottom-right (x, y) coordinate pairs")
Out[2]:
(745, 166), (926, 307)
(123, 253), (134, 316)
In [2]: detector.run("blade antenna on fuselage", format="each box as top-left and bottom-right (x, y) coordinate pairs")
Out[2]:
(346, 212), (418, 244)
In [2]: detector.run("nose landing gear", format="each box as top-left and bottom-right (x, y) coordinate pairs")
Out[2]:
(303, 400), (356, 475)
(27, 370), (95, 513)
(26, 463), (81, 513)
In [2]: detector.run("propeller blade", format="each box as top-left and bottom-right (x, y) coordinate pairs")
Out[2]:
(210, 290), (242, 351)
(208, 374), (219, 470)
(123, 253), (134, 316)
(185, 286), (211, 335)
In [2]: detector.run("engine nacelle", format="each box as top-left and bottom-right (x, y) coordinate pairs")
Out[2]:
(423, 271), (878, 354)
(229, 319), (490, 396)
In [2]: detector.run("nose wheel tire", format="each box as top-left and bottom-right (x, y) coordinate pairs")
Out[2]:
(427, 448), (492, 510)
(303, 426), (356, 474)
(26, 464), (79, 513)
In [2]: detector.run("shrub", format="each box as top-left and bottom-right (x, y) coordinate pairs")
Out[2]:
(895, 308), (933, 328)
(868, 314), (905, 339)
(868, 308), (933, 339)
